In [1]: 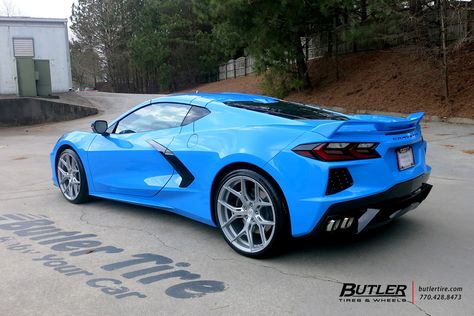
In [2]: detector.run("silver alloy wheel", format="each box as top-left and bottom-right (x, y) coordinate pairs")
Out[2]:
(217, 175), (276, 253)
(57, 152), (81, 201)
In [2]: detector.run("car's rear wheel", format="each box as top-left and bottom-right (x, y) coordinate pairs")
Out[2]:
(215, 169), (288, 258)
(56, 149), (89, 204)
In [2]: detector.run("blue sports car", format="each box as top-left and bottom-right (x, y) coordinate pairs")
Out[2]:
(51, 93), (432, 257)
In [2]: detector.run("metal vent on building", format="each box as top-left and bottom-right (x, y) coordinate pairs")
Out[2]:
(13, 38), (34, 57)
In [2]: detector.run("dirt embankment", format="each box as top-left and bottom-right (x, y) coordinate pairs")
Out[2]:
(187, 45), (474, 118)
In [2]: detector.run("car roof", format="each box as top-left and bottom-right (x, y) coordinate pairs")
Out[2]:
(150, 92), (279, 107)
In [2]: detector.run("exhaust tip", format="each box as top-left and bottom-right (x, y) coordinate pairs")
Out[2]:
(326, 220), (335, 231)
(326, 217), (355, 231)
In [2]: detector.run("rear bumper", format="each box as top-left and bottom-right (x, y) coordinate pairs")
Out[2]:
(311, 172), (432, 235)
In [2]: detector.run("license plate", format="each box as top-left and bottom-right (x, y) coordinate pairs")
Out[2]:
(396, 146), (415, 170)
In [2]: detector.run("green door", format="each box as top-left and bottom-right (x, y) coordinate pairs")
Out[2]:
(34, 59), (52, 97)
(16, 57), (37, 97)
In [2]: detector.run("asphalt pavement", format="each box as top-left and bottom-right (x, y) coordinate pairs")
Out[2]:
(0, 92), (473, 315)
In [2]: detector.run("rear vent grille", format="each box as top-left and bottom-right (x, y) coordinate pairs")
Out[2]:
(326, 168), (353, 195)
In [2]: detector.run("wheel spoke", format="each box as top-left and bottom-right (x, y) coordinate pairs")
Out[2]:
(218, 199), (243, 214)
(231, 222), (248, 243)
(255, 184), (272, 207)
(66, 155), (72, 170)
(225, 185), (242, 200)
(67, 183), (73, 197)
(240, 178), (250, 202)
(257, 222), (267, 245)
(221, 213), (244, 228)
(72, 159), (79, 172)
(60, 158), (70, 170)
(256, 200), (273, 208)
(255, 214), (275, 227)
(71, 183), (77, 197)
(246, 223), (254, 250)
(58, 167), (67, 177)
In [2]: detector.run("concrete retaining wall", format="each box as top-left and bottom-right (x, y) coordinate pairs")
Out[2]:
(0, 98), (98, 126)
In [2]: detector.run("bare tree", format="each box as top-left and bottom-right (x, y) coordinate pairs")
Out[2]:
(1, 0), (20, 16)
(439, 0), (449, 103)
(70, 41), (103, 89)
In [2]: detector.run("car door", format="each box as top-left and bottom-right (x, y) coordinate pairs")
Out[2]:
(87, 102), (191, 197)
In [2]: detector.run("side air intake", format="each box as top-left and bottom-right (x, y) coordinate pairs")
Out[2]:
(326, 168), (353, 195)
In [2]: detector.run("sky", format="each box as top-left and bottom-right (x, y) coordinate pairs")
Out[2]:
(1, 0), (78, 38)
(1, 0), (76, 20)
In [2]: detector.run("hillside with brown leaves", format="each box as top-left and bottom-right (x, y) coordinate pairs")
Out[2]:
(187, 45), (474, 118)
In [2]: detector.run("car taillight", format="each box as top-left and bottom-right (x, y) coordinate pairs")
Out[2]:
(292, 142), (380, 161)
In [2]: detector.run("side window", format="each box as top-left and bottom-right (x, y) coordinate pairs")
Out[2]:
(182, 106), (210, 126)
(115, 103), (191, 134)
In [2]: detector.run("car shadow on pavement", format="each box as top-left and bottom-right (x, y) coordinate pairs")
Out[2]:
(81, 196), (223, 243)
(280, 216), (427, 261)
(78, 195), (430, 264)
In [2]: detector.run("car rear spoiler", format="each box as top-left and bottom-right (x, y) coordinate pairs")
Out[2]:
(312, 112), (424, 138)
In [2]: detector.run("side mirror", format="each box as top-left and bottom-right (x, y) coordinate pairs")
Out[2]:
(91, 120), (108, 135)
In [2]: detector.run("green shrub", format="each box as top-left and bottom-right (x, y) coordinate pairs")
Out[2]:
(260, 68), (304, 98)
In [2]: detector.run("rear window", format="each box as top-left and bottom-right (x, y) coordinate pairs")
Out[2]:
(225, 101), (347, 121)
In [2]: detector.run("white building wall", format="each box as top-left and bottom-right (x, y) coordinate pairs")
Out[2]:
(0, 18), (72, 94)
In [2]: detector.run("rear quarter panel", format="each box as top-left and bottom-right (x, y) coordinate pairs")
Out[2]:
(158, 102), (314, 226)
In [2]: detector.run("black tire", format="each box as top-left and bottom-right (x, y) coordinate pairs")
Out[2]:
(214, 169), (289, 258)
(56, 149), (89, 204)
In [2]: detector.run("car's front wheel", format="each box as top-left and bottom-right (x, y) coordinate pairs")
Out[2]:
(56, 149), (89, 204)
(215, 169), (288, 258)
